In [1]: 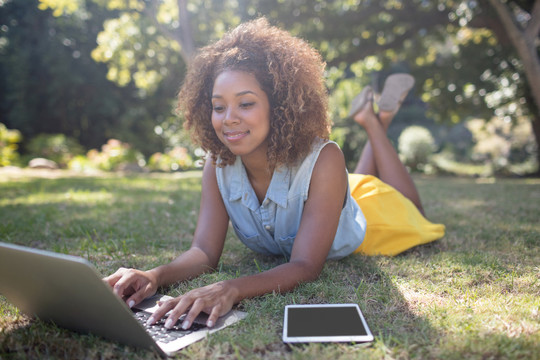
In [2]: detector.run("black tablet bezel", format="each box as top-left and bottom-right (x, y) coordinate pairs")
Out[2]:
(282, 303), (374, 343)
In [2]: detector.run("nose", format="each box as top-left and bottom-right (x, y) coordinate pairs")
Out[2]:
(223, 107), (239, 125)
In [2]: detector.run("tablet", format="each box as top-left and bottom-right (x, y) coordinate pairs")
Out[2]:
(282, 304), (374, 343)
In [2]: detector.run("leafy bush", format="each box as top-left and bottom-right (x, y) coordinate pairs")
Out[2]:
(67, 155), (98, 173)
(27, 134), (84, 168)
(82, 139), (145, 171)
(466, 117), (537, 175)
(398, 125), (436, 172)
(148, 147), (194, 172)
(441, 123), (474, 162)
(0, 123), (22, 167)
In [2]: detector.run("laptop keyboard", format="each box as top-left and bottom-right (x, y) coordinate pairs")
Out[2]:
(133, 310), (207, 344)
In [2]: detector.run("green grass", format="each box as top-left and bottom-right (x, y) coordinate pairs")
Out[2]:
(1, 169), (539, 359)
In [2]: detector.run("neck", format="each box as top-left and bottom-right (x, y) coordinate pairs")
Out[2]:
(241, 154), (274, 204)
(242, 155), (273, 183)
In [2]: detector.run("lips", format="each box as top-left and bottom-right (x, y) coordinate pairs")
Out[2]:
(223, 130), (249, 141)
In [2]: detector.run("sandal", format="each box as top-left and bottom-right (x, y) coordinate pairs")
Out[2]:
(377, 74), (415, 112)
(348, 86), (373, 118)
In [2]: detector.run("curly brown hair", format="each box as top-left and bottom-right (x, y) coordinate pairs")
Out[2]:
(177, 18), (330, 167)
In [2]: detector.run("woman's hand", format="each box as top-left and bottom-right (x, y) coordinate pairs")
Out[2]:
(147, 281), (238, 330)
(103, 267), (159, 308)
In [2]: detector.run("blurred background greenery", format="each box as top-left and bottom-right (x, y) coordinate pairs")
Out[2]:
(1, 0), (538, 176)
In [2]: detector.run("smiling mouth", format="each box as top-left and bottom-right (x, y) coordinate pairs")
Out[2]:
(224, 131), (249, 141)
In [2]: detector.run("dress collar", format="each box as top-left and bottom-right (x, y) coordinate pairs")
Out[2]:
(229, 157), (290, 209)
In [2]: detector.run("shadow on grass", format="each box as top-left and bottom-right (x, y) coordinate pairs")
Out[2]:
(208, 246), (444, 359)
(0, 174), (438, 358)
(2, 175), (539, 358)
(334, 254), (439, 358)
(0, 311), (162, 360)
(0, 175), (204, 358)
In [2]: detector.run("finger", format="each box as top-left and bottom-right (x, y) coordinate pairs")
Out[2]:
(111, 271), (140, 298)
(111, 276), (131, 298)
(102, 273), (120, 286)
(206, 303), (222, 328)
(125, 283), (155, 309)
(102, 267), (127, 286)
(163, 295), (196, 329)
(147, 298), (180, 326)
(180, 298), (206, 330)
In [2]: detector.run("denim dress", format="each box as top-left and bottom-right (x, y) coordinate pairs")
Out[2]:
(215, 139), (366, 260)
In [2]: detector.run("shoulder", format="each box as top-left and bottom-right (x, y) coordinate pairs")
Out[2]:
(301, 139), (343, 165)
(318, 141), (345, 163)
(310, 141), (347, 190)
(295, 139), (346, 178)
(313, 142), (346, 176)
(215, 156), (242, 180)
(313, 141), (346, 173)
(202, 159), (218, 186)
(214, 156), (245, 199)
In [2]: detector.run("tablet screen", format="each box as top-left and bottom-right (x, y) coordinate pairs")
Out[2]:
(282, 304), (374, 343)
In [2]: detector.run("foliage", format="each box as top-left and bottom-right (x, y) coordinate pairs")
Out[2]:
(27, 133), (84, 168)
(0, 123), (22, 167)
(67, 154), (98, 173)
(398, 125), (437, 172)
(147, 146), (195, 172)
(38, 0), (241, 93)
(430, 116), (538, 177)
(84, 139), (145, 171)
(0, 0), (171, 159)
(466, 116), (538, 175)
(65, 139), (202, 173)
(2, 0), (539, 174)
(0, 172), (539, 358)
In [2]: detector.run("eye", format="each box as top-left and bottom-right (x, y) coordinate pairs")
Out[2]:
(212, 104), (225, 112)
(240, 102), (255, 109)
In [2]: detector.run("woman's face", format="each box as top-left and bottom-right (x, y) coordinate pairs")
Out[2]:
(211, 70), (271, 162)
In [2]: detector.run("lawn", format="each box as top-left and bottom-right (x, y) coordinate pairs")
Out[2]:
(0, 168), (539, 359)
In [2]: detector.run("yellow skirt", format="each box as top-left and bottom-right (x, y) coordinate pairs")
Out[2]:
(349, 174), (445, 256)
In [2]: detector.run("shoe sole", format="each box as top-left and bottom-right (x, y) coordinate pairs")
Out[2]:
(347, 86), (373, 118)
(378, 74), (415, 112)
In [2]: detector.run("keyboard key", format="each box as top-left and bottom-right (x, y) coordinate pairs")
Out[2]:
(132, 310), (206, 343)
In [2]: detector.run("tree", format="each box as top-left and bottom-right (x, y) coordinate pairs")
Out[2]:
(0, 0), (120, 150)
(37, 0), (245, 91)
(484, 0), (540, 171)
(31, 0), (540, 173)
(0, 0), (172, 156)
(260, 0), (539, 173)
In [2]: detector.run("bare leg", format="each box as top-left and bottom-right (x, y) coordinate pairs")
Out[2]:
(353, 107), (393, 176)
(353, 138), (377, 175)
(353, 102), (425, 214)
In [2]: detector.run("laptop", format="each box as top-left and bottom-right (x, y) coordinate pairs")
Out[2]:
(0, 242), (246, 357)
(282, 303), (373, 343)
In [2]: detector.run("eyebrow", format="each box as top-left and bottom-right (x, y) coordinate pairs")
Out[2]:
(212, 90), (258, 99)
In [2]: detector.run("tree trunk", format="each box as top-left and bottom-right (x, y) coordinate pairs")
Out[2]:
(487, 0), (540, 175)
(177, 0), (195, 64)
(145, 0), (195, 65)
(531, 115), (540, 176)
(488, 0), (540, 114)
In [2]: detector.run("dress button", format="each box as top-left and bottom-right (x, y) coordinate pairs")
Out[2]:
(265, 225), (271, 230)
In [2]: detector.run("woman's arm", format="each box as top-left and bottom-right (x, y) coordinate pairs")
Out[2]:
(153, 143), (348, 329)
(104, 159), (230, 307)
(149, 159), (230, 286)
(228, 142), (348, 297)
